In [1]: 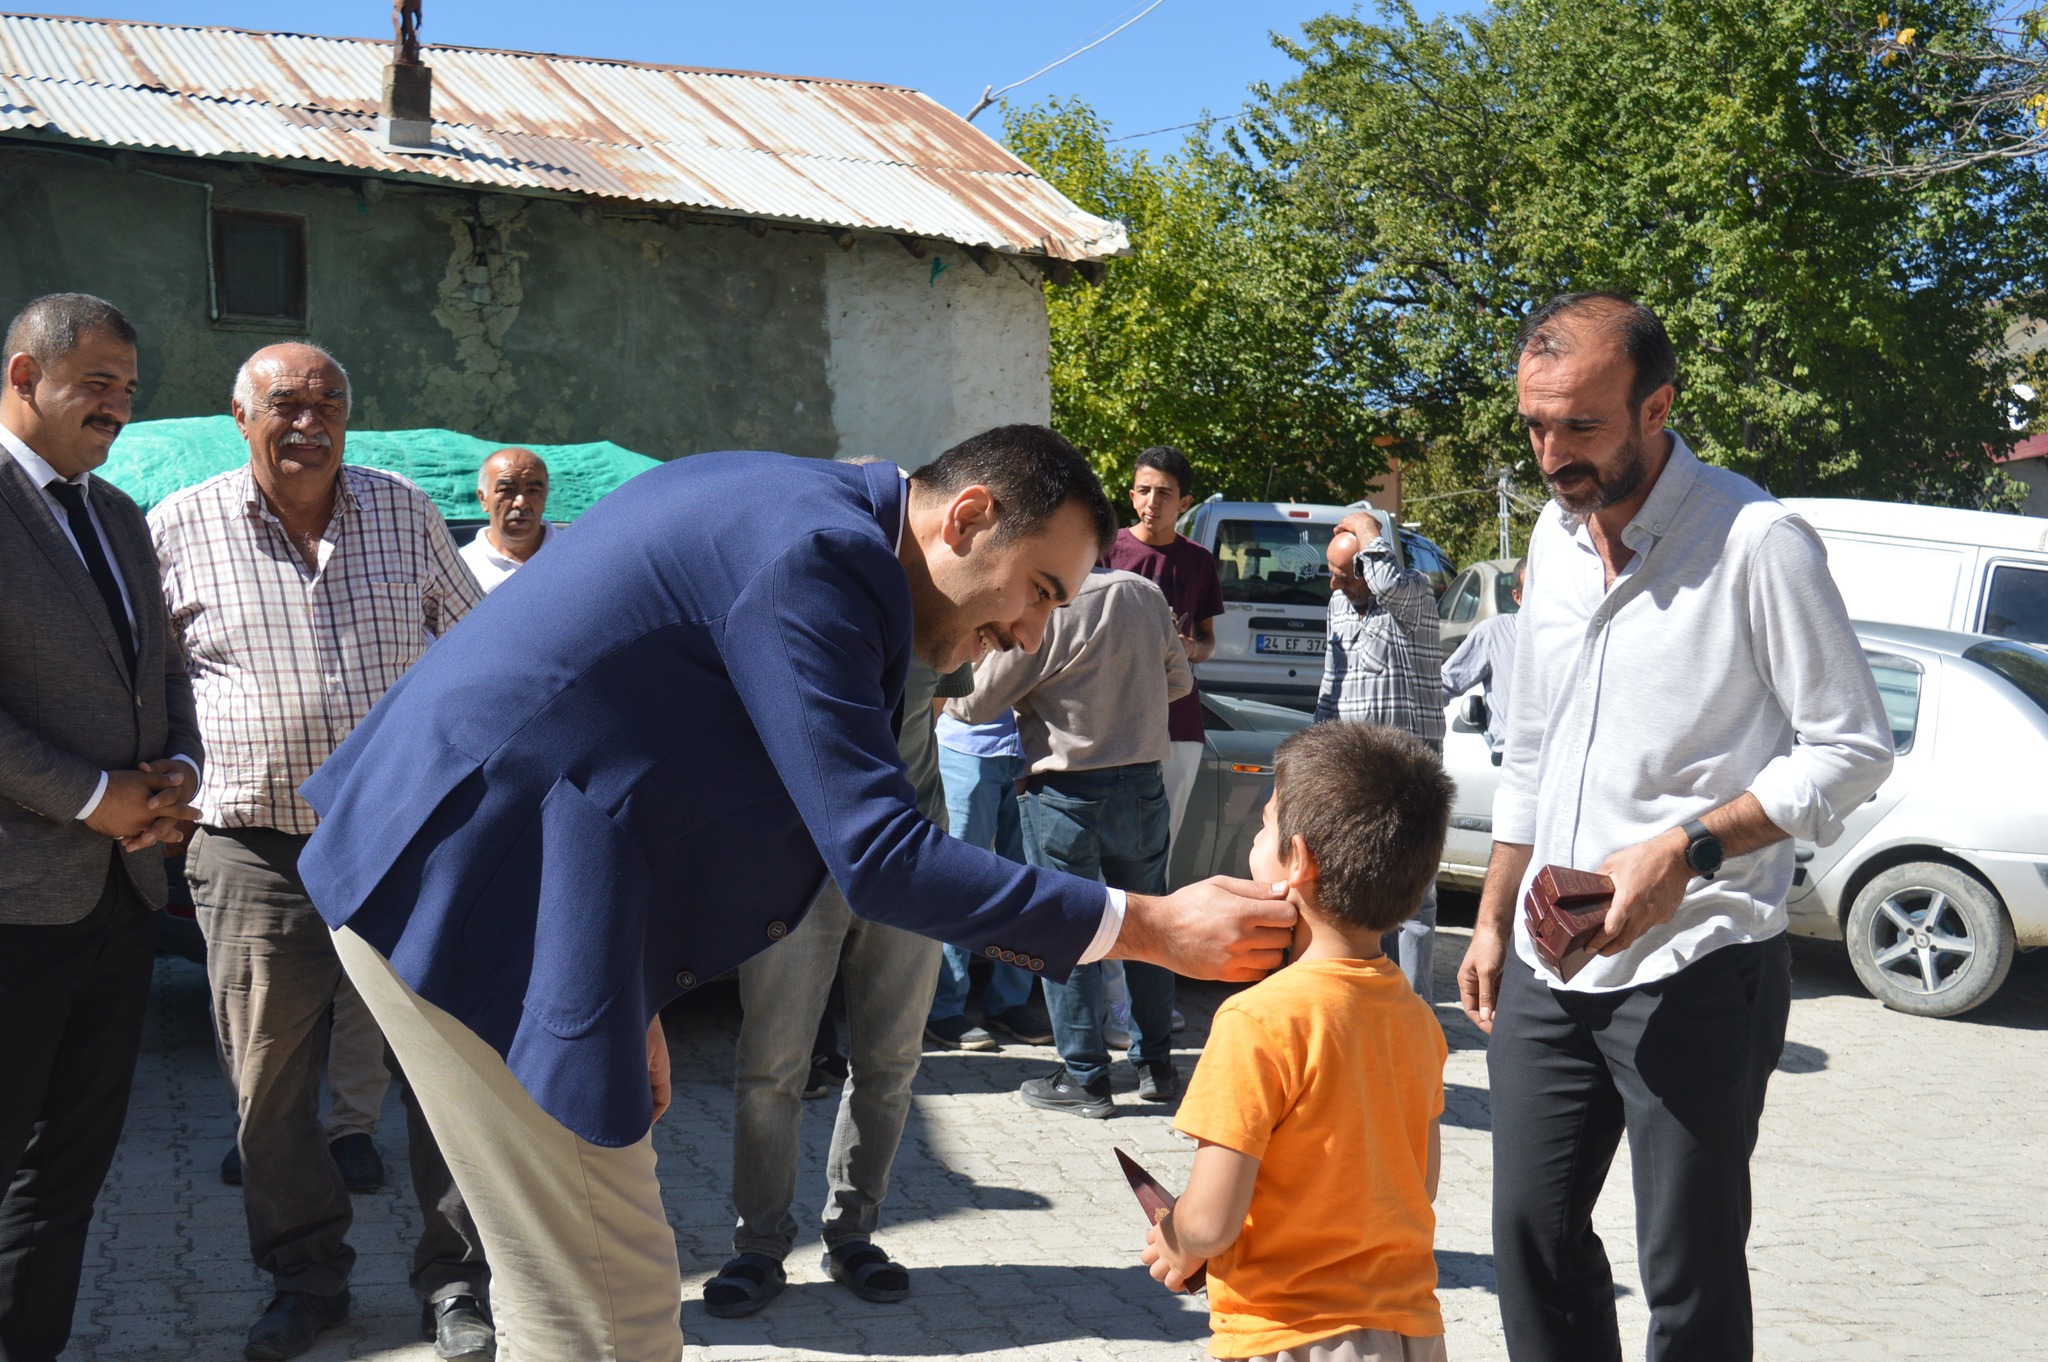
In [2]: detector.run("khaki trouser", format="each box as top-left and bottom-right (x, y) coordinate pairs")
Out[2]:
(1239, 1328), (1448, 1362)
(333, 927), (685, 1362)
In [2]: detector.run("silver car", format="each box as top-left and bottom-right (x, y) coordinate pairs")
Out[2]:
(1437, 621), (2048, 1018)
(1169, 691), (1310, 888)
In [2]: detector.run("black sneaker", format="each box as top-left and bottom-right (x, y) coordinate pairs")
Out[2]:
(1019, 1067), (1113, 1119)
(1137, 1059), (1180, 1102)
(983, 1005), (1054, 1045)
(803, 1052), (849, 1100)
(221, 1143), (242, 1186)
(328, 1133), (384, 1193)
(924, 1015), (998, 1051)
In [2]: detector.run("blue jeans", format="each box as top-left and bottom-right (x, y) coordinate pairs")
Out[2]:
(1021, 763), (1175, 1087)
(930, 746), (1037, 1021)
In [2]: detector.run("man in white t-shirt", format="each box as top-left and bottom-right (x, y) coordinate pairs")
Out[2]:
(459, 447), (555, 591)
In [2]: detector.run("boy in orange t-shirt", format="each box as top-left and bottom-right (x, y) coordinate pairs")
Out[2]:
(1143, 721), (1453, 1362)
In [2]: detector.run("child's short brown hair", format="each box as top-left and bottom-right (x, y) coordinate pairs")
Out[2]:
(1272, 722), (1455, 933)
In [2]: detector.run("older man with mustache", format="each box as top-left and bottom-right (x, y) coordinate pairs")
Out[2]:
(148, 344), (493, 1362)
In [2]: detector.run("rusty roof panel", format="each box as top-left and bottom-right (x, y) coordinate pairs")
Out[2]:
(0, 13), (1123, 259)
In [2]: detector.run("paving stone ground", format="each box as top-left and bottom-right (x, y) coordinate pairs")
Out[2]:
(67, 897), (2048, 1360)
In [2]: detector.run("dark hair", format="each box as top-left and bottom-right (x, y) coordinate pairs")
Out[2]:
(1133, 445), (1195, 499)
(1273, 722), (1454, 933)
(1511, 556), (1528, 588)
(910, 424), (1115, 553)
(5, 293), (137, 367)
(1515, 291), (1681, 412)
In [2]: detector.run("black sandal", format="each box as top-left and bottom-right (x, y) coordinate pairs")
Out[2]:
(702, 1252), (787, 1318)
(822, 1240), (910, 1303)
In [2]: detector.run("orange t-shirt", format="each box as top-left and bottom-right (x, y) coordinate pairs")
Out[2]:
(1174, 956), (1447, 1359)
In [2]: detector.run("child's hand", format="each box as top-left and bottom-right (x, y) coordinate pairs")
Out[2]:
(1142, 1219), (1202, 1293)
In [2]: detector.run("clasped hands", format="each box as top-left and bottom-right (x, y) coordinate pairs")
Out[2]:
(84, 760), (200, 852)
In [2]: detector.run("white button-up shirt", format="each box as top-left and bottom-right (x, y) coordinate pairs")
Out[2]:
(1494, 434), (1894, 991)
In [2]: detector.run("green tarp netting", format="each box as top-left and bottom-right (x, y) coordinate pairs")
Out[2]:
(97, 416), (662, 522)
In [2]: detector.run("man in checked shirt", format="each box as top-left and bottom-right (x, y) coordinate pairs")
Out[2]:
(149, 344), (494, 1362)
(1313, 512), (1446, 1002)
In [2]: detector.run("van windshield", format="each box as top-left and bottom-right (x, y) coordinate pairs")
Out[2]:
(1214, 520), (1333, 606)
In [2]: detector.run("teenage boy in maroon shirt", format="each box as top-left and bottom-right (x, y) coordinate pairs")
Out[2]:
(1101, 446), (1225, 843)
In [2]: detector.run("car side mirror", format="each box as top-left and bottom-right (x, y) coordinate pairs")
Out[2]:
(1461, 693), (1488, 730)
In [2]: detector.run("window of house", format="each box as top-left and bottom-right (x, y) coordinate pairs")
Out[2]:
(213, 211), (306, 326)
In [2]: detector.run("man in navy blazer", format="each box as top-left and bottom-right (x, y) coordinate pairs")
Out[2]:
(300, 425), (1292, 1361)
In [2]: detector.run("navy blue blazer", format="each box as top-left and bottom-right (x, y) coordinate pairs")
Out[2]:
(299, 453), (1104, 1147)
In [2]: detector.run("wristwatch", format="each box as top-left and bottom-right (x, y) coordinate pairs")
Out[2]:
(1681, 818), (1724, 877)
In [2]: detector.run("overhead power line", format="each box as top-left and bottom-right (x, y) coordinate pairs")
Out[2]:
(964, 0), (1168, 122)
(1106, 113), (1240, 143)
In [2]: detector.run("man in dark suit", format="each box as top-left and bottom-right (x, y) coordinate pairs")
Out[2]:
(299, 425), (1294, 1361)
(0, 293), (203, 1362)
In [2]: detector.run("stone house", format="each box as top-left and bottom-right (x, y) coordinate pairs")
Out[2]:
(0, 12), (1124, 462)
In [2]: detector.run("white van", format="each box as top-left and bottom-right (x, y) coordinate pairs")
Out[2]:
(1783, 498), (2048, 647)
(1175, 499), (1405, 709)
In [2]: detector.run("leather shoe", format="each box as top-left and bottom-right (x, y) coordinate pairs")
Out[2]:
(328, 1133), (384, 1192)
(244, 1289), (348, 1360)
(220, 1142), (241, 1186)
(422, 1294), (496, 1360)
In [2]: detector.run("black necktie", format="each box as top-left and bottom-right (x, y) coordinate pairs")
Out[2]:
(46, 479), (137, 672)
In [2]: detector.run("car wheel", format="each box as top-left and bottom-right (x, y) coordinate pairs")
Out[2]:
(1844, 863), (2015, 1018)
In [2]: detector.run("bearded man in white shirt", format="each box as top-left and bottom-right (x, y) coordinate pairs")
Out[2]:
(1458, 293), (1894, 1362)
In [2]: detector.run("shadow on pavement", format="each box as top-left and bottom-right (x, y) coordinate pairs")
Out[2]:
(684, 1262), (1208, 1352)
(1788, 934), (2048, 1032)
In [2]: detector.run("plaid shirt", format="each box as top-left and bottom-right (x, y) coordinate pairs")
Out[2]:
(1314, 536), (1446, 748)
(150, 464), (482, 832)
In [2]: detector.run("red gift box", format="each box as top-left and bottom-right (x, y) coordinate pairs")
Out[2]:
(1523, 865), (1615, 982)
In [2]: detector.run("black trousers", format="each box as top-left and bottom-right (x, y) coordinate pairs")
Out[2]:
(1488, 934), (1791, 1362)
(0, 855), (156, 1362)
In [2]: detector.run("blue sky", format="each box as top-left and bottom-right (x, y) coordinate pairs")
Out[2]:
(66, 1), (1457, 153)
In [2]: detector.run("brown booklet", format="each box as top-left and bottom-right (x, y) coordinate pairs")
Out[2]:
(1115, 1148), (1206, 1292)
(1523, 865), (1615, 982)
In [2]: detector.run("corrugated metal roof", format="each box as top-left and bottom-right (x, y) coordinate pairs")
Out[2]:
(0, 12), (1128, 261)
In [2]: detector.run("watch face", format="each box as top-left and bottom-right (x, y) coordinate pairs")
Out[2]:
(1691, 838), (1724, 876)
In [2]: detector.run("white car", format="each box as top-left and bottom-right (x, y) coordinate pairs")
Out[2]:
(1437, 621), (2048, 1018)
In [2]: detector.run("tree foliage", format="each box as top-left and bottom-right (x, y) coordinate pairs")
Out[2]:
(1003, 98), (1389, 508)
(1006, 0), (2040, 567)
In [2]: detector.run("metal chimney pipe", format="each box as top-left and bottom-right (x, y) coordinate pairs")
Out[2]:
(383, 0), (432, 151)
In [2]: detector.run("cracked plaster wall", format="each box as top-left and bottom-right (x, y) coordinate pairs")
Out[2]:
(1, 149), (1047, 467)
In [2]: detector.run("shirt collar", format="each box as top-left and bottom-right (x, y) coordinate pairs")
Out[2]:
(895, 467), (908, 554)
(477, 520), (554, 566)
(235, 460), (359, 521)
(1563, 430), (1701, 556)
(0, 421), (90, 492)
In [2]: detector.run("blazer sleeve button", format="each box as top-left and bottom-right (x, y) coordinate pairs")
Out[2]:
(1030, 958), (1044, 971)
(675, 971), (697, 989)
(985, 945), (1001, 959)
(766, 921), (787, 940)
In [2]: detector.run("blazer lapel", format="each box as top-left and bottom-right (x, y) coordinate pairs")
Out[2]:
(93, 481), (155, 683)
(0, 454), (136, 684)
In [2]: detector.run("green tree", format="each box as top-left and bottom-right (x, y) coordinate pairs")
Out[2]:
(1002, 98), (1389, 509)
(1238, 0), (2038, 564)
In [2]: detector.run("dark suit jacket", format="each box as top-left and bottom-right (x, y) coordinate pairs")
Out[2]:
(299, 453), (1105, 1147)
(0, 445), (202, 924)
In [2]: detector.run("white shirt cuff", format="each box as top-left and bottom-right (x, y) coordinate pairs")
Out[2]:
(75, 770), (110, 821)
(170, 754), (201, 785)
(1078, 887), (1128, 964)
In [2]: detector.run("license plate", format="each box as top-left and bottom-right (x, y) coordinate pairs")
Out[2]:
(1254, 633), (1325, 655)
